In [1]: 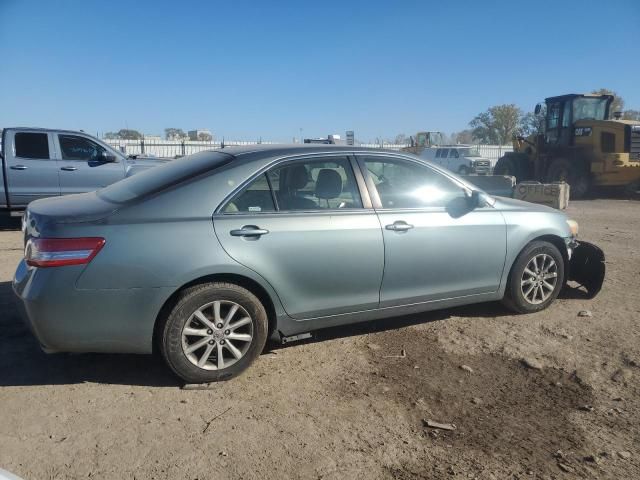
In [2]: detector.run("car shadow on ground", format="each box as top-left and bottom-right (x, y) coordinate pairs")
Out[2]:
(0, 216), (21, 231)
(0, 279), (592, 388)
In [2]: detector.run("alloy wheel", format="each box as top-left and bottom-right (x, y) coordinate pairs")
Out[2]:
(181, 300), (253, 370)
(520, 253), (558, 304)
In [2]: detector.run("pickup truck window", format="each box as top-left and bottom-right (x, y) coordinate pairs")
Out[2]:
(59, 135), (105, 161)
(15, 132), (50, 159)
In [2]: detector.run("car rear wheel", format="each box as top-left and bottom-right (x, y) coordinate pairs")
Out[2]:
(502, 241), (565, 314)
(160, 282), (268, 383)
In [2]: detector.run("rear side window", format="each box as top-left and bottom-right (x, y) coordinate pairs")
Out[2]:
(15, 132), (50, 159)
(224, 174), (275, 213)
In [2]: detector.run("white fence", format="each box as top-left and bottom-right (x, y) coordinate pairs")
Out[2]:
(104, 139), (512, 160)
(475, 145), (513, 161)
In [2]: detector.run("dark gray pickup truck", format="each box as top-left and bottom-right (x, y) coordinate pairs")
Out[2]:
(1, 127), (168, 215)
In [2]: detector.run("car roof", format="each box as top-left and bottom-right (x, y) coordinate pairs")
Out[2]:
(212, 144), (409, 163)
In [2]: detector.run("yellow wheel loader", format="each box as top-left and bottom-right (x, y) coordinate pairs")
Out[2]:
(494, 94), (640, 198)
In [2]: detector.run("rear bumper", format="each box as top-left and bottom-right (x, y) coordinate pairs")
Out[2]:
(13, 260), (173, 354)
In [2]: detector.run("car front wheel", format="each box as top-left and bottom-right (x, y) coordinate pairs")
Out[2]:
(502, 241), (565, 314)
(160, 282), (268, 383)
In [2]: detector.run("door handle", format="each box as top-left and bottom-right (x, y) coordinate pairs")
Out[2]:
(10, 165), (28, 170)
(60, 166), (78, 171)
(230, 226), (269, 237)
(385, 221), (414, 232)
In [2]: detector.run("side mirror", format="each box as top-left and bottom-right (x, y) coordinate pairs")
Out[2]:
(98, 151), (117, 162)
(534, 103), (542, 115)
(467, 189), (482, 209)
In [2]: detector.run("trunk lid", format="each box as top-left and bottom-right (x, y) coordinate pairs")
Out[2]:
(23, 191), (119, 241)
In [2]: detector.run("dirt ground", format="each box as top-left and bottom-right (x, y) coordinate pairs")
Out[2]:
(1, 199), (639, 480)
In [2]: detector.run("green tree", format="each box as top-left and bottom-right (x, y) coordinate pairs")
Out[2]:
(117, 129), (142, 140)
(165, 128), (187, 140)
(451, 129), (474, 144)
(520, 103), (546, 136)
(470, 104), (522, 144)
(591, 88), (624, 117)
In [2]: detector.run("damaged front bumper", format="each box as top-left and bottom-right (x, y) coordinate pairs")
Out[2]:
(566, 240), (605, 298)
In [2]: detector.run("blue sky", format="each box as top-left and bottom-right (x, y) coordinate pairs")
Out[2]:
(1, 0), (638, 142)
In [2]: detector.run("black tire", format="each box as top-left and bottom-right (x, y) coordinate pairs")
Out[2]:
(458, 165), (471, 175)
(494, 153), (527, 181)
(160, 282), (268, 383)
(545, 158), (590, 199)
(502, 241), (565, 314)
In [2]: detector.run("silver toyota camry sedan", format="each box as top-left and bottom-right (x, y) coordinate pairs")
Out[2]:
(13, 146), (603, 383)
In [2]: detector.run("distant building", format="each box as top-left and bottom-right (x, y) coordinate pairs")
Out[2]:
(143, 134), (162, 141)
(188, 129), (213, 141)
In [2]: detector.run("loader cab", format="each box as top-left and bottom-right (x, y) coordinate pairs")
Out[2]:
(541, 94), (613, 146)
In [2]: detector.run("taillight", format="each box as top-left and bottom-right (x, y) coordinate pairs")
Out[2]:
(25, 237), (105, 268)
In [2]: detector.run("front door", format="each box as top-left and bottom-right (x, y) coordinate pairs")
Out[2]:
(5, 130), (60, 207)
(213, 155), (384, 319)
(54, 134), (125, 194)
(358, 154), (507, 307)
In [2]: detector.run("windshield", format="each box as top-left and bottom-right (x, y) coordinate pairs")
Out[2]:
(97, 151), (232, 203)
(573, 97), (609, 122)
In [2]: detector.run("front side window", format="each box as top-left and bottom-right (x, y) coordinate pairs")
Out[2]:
(439, 148), (450, 158)
(15, 132), (50, 159)
(450, 149), (460, 159)
(267, 157), (363, 211)
(562, 101), (572, 127)
(363, 157), (465, 209)
(59, 135), (106, 161)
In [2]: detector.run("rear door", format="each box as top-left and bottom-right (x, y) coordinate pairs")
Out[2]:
(54, 133), (125, 194)
(5, 130), (60, 206)
(213, 154), (384, 319)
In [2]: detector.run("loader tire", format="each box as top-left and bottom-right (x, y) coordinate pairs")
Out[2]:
(545, 158), (590, 199)
(494, 153), (528, 182)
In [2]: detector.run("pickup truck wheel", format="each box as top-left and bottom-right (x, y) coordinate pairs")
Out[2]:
(457, 166), (471, 175)
(502, 241), (565, 314)
(160, 282), (268, 383)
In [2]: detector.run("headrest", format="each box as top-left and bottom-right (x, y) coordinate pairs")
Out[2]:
(315, 169), (342, 200)
(286, 165), (309, 190)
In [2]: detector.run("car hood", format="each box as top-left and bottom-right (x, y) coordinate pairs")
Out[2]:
(491, 195), (561, 214)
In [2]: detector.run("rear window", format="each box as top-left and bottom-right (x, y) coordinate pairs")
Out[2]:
(15, 132), (50, 159)
(97, 151), (232, 203)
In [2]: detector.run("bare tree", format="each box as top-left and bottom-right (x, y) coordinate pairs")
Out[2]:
(591, 88), (624, 117)
(165, 128), (187, 140)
